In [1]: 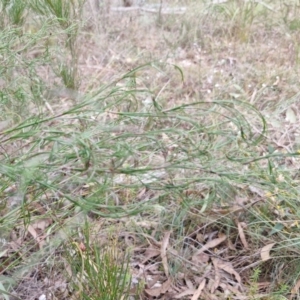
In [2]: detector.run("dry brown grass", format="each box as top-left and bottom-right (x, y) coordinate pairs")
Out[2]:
(71, 1), (300, 299)
(3, 1), (300, 299)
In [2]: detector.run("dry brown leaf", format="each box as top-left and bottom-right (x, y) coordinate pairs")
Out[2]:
(145, 275), (161, 289)
(260, 243), (276, 261)
(218, 261), (241, 285)
(237, 222), (248, 250)
(227, 238), (236, 251)
(136, 187), (147, 199)
(29, 202), (46, 214)
(211, 258), (221, 293)
(9, 240), (22, 252)
(174, 289), (195, 299)
(141, 233), (161, 247)
(161, 231), (171, 277)
(211, 205), (243, 215)
(170, 283), (182, 294)
(235, 196), (248, 206)
(191, 279), (206, 300)
(145, 278), (171, 297)
(195, 233), (227, 255)
(248, 185), (265, 197)
(196, 233), (204, 243)
(146, 264), (164, 274)
(27, 224), (45, 249)
(258, 281), (270, 289)
(192, 252), (210, 264)
(291, 278), (300, 296)
(142, 248), (161, 264)
(206, 231), (218, 240)
(27, 224), (38, 240)
(220, 282), (242, 295)
(185, 279), (195, 290)
(32, 218), (52, 231)
(134, 220), (157, 229)
(204, 293), (219, 300)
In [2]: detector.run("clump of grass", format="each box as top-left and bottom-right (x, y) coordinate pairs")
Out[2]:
(66, 222), (132, 300)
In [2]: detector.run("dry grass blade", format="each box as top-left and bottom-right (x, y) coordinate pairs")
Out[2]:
(174, 289), (195, 299)
(161, 230), (171, 277)
(237, 221), (249, 250)
(191, 279), (206, 300)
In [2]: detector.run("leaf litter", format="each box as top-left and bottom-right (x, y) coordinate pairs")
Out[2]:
(3, 1), (300, 299)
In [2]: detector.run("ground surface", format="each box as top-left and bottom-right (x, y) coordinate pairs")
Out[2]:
(2, 1), (300, 299)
